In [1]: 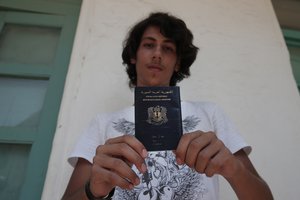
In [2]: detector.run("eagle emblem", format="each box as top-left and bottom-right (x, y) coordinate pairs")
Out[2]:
(147, 105), (168, 125)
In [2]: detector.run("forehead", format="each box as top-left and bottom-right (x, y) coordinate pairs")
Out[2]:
(141, 26), (175, 43)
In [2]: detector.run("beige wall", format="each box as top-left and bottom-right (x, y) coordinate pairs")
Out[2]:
(42, 0), (300, 199)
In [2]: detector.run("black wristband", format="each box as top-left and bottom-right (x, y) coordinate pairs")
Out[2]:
(85, 181), (115, 200)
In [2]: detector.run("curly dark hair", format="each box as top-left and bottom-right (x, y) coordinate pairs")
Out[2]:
(122, 12), (199, 87)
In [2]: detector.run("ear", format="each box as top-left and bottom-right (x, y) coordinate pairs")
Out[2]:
(130, 58), (136, 64)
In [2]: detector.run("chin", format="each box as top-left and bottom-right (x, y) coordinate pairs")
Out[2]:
(137, 79), (169, 87)
(148, 83), (168, 87)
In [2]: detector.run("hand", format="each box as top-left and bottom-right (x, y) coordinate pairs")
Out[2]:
(175, 131), (242, 178)
(90, 135), (148, 197)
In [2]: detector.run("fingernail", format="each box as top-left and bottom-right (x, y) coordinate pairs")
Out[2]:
(142, 149), (148, 158)
(141, 163), (147, 173)
(176, 157), (183, 165)
(129, 183), (134, 190)
(135, 177), (140, 185)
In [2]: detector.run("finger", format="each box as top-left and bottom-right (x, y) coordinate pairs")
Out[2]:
(105, 135), (148, 158)
(91, 163), (136, 190)
(97, 143), (147, 174)
(93, 154), (140, 186)
(185, 134), (213, 168)
(194, 139), (222, 173)
(175, 131), (205, 165)
(205, 146), (237, 178)
(203, 150), (226, 177)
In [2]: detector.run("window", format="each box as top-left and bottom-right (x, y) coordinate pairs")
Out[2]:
(283, 29), (300, 92)
(0, 1), (81, 199)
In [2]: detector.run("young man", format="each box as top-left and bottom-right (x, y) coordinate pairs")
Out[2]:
(62, 12), (273, 200)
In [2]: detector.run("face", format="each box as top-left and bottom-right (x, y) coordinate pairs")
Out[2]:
(131, 26), (179, 87)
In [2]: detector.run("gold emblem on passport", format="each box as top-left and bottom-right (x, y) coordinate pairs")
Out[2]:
(147, 105), (168, 125)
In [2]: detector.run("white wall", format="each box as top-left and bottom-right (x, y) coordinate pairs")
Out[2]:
(42, 0), (300, 199)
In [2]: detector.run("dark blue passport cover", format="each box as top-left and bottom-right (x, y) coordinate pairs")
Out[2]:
(135, 86), (183, 151)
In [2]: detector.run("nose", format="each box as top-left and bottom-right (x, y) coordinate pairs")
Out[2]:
(152, 46), (162, 61)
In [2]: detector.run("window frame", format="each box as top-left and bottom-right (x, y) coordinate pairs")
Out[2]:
(283, 28), (300, 90)
(0, 1), (81, 199)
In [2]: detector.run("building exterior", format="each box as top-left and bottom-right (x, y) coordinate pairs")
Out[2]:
(0, 0), (299, 199)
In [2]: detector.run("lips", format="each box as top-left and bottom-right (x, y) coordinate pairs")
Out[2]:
(147, 64), (163, 72)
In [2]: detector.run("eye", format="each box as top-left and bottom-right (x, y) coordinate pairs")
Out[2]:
(143, 43), (154, 49)
(163, 45), (175, 53)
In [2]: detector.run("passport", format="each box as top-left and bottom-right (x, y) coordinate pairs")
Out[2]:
(134, 86), (183, 151)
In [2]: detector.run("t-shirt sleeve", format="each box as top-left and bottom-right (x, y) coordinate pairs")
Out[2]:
(211, 104), (252, 155)
(68, 114), (107, 167)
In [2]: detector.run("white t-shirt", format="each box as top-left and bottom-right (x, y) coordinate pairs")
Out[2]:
(69, 101), (251, 200)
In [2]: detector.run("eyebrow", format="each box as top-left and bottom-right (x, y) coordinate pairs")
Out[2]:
(141, 36), (175, 44)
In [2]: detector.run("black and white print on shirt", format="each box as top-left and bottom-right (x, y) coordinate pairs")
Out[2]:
(112, 116), (208, 200)
(113, 115), (201, 135)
